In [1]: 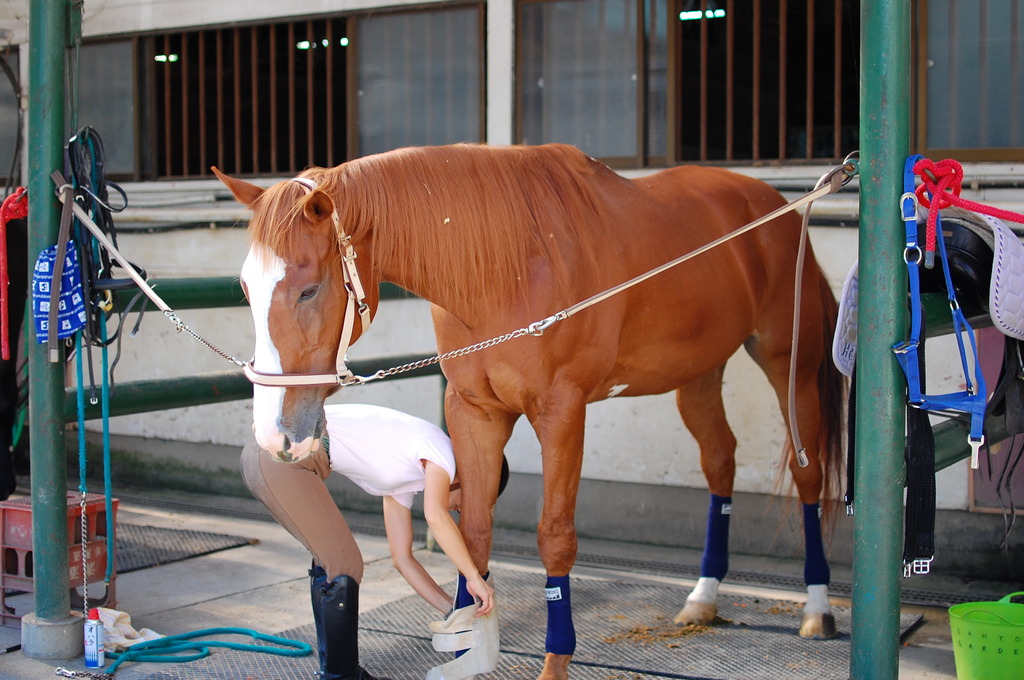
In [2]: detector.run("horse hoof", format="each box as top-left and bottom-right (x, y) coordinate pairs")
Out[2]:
(674, 601), (717, 626)
(538, 652), (572, 680)
(798, 612), (838, 639)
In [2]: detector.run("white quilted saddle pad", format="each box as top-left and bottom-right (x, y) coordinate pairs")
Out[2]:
(989, 215), (1024, 340)
(832, 260), (858, 377)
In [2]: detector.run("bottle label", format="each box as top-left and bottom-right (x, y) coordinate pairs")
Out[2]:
(84, 620), (104, 668)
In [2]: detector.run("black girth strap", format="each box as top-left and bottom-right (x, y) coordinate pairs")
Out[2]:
(903, 402), (936, 575)
(844, 366), (857, 515)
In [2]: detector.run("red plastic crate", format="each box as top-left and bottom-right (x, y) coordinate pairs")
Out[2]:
(0, 492), (118, 627)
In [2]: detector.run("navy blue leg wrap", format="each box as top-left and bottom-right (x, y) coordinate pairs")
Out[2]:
(544, 575), (576, 655)
(700, 494), (732, 581)
(455, 572), (475, 609)
(453, 571), (488, 658)
(803, 503), (830, 586)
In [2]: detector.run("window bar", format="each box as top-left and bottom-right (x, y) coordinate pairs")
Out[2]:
(162, 34), (173, 177)
(270, 26), (279, 173)
(288, 22), (297, 171)
(233, 28), (242, 173)
(251, 27), (260, 173)
(1013, 2), (1021, 146)
(306, 20), (315, 166)
(181, 33), (190, 176)
(197, 32), (207, 177)
(403, 17), (414, 147)
(778, 0), (787, 159)
(215, 29), (226, 173)
(700, 0), (708, 160)
(725, 0), (735, 160)
(752, 0), (761, 161)
(833, 0), (842, 158)
(326, 20), (335, 167)
(947, 1), (959, 147)
(805, 0), (814, 158)
(978, 0), (989, 146)
(638, 0), (649, 165)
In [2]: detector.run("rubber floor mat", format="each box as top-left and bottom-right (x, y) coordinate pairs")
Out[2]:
(116, 523), (252, 573)
(137, 567), (921, 680)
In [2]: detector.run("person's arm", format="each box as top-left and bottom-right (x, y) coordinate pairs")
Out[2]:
(382, 495), (453, 613)
(422, 460), (495, 615)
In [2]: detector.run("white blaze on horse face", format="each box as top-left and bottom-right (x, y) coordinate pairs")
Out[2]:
(241, 246), (288, 455)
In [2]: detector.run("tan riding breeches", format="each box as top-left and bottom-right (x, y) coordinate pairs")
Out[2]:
(240, 436), (365, 583)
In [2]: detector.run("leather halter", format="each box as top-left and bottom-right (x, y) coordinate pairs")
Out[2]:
(242, 176), (373, 387)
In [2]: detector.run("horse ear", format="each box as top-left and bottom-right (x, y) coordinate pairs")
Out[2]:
(211, 166), (264, 207)
(303, 189), (336, 226)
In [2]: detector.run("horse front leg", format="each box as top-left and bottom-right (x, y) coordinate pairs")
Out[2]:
(434, 391), (517, 680)
(532, 392), (587, 680)
(672, 370), (736, 628)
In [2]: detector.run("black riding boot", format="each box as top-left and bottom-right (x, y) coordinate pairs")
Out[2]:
(309, 564), (389, 680)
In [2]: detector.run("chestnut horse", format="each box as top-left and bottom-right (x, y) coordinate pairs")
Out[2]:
(216, 143), (845, 680)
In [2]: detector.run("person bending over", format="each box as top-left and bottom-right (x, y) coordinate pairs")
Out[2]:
(240, 403), (507, 680)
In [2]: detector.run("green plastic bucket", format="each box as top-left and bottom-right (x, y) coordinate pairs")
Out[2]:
(949, 591), (1024, 680)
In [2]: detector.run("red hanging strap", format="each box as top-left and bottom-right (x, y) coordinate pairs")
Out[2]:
(913, 158), (1024, 260)
(0, 187), (28, 361)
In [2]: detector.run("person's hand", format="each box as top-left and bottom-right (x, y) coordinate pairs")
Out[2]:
(466, 574), (495, 616)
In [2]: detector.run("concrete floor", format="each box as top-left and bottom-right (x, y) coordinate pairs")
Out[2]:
(0, 487), (983, 679)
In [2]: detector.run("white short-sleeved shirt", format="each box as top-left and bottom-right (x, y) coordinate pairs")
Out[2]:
(324, 404), (456, 510)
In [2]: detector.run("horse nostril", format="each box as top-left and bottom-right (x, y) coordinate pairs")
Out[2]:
(274, 436), (294, 462)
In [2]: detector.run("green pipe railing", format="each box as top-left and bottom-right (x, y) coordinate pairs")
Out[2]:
(853, 1), (911, 678)
(25, 0), (74, 635)
(65, 355), (442, 421)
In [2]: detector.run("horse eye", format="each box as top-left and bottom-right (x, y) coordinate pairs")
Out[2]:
(299, 285), (320, 302)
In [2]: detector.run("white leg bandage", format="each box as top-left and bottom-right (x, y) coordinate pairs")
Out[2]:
(425, 603), (499, 680)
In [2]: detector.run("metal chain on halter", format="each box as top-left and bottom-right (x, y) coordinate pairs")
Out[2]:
(162, 310), (247, 367)
(79, 492), (89, 611)
(345, 327), (536, 386)
(55, 667), (115, 679)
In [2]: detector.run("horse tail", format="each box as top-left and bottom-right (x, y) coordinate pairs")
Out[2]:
(814, 266), (847, 535)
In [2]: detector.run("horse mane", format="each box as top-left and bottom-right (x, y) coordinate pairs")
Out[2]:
(314, 143), (606, 311)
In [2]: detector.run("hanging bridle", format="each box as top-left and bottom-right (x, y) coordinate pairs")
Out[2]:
(242, 176), (373, 388)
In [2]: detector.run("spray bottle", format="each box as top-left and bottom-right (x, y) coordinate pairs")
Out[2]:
(83, 607), (104, 668)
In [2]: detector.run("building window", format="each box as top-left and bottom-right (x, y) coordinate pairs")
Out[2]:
(0, 48), (21, 190)
(356, 7), (484, 156)
(920, 0), (1024, 160)
(77, 41), (137, 178)
(139, 5), (483, 180)
(518, 0), (651, 165)
(674, 0), (860, 163)
(517, 0), (861, 166)
(145, 18), (349, 179)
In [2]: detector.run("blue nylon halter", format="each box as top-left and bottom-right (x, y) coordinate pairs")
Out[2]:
(893, 154), (987, 467)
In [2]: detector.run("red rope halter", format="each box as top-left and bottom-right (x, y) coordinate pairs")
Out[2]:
(0, 187), (28, 360)
(913, 158), (1024, 257)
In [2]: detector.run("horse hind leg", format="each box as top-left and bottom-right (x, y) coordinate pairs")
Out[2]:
(745, 297), (842, 640)
(672, 367), (737, 627)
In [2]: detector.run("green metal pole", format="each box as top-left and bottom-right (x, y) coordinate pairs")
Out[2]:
(852, 1), (911, 678)
(22, 0), (80, 658)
